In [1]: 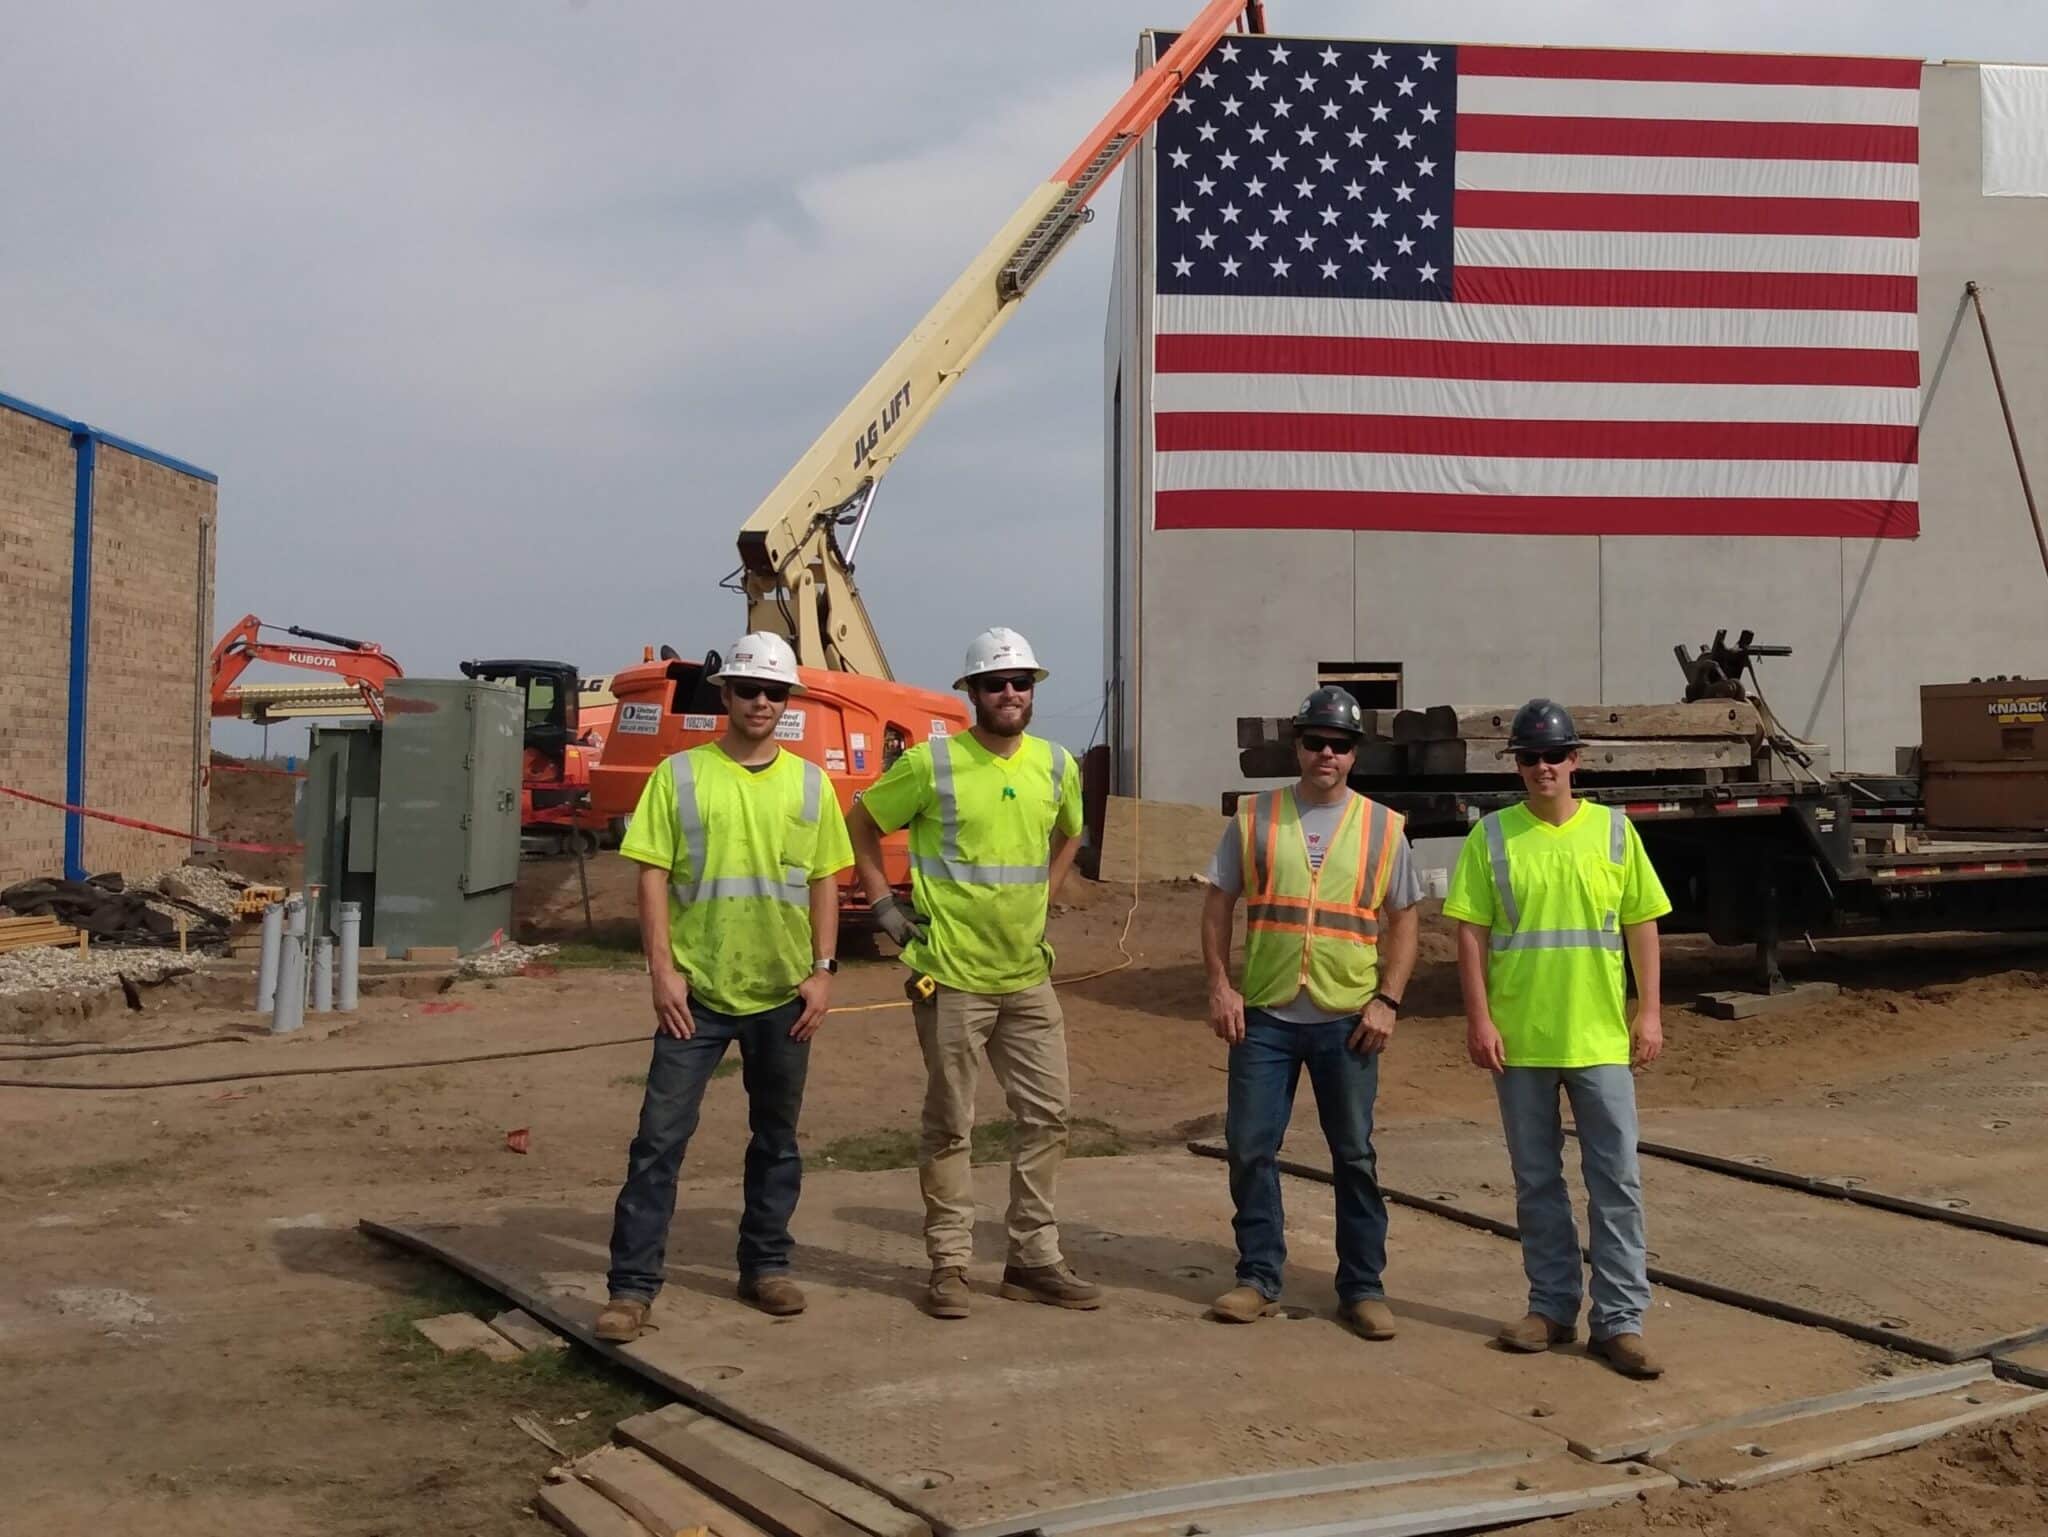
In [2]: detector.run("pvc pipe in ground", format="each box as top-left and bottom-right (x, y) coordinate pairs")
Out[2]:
(337, 901), (361, 1012)
(272, 899), (307, 1035)
(255, 902), (283, 1011)
(311, 938), (334, 1013)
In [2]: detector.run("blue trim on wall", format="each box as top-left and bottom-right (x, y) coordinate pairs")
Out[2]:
(64, 432), (97, 880)
(0, 388), (218, 484)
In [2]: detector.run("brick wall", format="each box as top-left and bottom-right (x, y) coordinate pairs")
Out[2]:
(0, 401), (216, 887)
(0, 410), (77, 884)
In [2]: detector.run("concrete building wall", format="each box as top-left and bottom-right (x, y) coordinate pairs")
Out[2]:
(1110, 59), (2048, 810)
(0, 410), (80, 882)
(0, 395), (217, 888)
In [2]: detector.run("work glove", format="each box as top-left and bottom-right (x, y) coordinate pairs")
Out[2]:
(872, 894), (929, 948)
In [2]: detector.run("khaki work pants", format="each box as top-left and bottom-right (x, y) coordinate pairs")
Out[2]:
(912, 981), (1071, 1269)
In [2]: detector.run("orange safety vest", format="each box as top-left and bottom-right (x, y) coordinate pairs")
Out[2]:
(1237, 789), (1403, 1012)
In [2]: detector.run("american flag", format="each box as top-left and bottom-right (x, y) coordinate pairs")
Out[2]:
(1149, 36), (1921, 538)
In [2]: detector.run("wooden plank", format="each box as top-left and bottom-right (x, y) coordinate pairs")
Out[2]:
(1391, 706), (1460, 744)
(1399, 701), (1761, 743)
(651, 1409), (931, 1537)
(580, 1445), (754, 1537)
(1235, 712), (1384, 749)
(617, 1410), (880, 1537)
(539, 1476), (661, 1537)
(1240, 742), (1404, 779)
(490, 1306), (568, 1353)
(1416, 738), (1752, 776)
(412, 1310), (521, 1361)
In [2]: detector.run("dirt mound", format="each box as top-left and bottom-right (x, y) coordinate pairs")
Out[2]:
(206, 753), (300, 885)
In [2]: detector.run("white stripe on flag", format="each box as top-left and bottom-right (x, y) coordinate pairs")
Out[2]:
(1453, 227), (1917, 274)
(1455, 74), (1919, 126)
(1155, 450), (1919, 502)
(1153, 294), (1913, 351)
(1150, 372), (1920, 426)
(1454, 151), (1918, 202)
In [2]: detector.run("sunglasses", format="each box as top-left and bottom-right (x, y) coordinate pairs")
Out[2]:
(1297, 734), (1357, 756)
(976, 673), (1036, 695)
(1515, 747), (1574, 767)
(729, 682), (790, 704)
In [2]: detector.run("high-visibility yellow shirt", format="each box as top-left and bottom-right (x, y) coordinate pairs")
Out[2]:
(1442, 801), (1671, 1068)
(857, 731), (1083, 995)
(1236, 789), (1403, 1013)
(620, 745), (853, 1015)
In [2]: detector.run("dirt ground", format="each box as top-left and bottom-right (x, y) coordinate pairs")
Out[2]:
(5, 839), (2048, 1533)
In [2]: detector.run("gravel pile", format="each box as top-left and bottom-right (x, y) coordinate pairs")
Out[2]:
(127, 864), (247, 921)
(0, 947), (195, 999)
(457, 941), (560, 979)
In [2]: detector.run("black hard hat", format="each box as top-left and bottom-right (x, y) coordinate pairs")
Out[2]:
(1507, 698), (1585, 752)
(1292, 686), (1366, 738)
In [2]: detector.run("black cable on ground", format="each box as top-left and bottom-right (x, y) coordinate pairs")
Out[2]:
(0, 1033), (249, 1063)
(0, 1033), (649, 1091)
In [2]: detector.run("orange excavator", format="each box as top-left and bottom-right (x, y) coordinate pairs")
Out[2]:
(209, 613), (404, 723)
(592, 0), (1268, 906)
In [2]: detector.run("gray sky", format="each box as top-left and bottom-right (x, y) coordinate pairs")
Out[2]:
(6, 1), (2043, 753)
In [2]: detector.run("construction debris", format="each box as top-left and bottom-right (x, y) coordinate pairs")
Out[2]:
(0, 947), (195, 999)
(458, 940), (561, 979)
(411, 1311), (522, 1362)
(1, 868), (238, 950)
(0, 915), (86, 956)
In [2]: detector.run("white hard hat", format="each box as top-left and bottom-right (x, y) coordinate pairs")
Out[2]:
(708, 632), (806, 693)
(953, 627), (1049, 690)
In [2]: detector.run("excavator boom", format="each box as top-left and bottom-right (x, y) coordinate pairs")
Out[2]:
(735, 0), (1266, 677)
(209, 613), (405, 723)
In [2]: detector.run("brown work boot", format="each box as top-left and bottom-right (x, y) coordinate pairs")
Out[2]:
(738, 1273), (806, 1317)
(1589, 1332), (1664, 1379)
(594, 1297), (650, 1342)
(999, 1262), (1103, 1310)
(1341, 1298), (1397, 1340)
(1497, 1312), (1577, 1353)
(1210, 1285), (1275, 1323)
(926, 1266), (971, 1320)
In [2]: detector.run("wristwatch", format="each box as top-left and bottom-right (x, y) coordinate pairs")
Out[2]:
(813, 957), (839, 975)
(1369, 990), (1402, 1017)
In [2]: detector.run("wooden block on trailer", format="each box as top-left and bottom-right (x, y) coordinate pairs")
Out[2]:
(539, 1474), (661, 1537)
(579, 1445), (754, 1537)
(1241, 742), (1406, 779)
(412, 1310), (521, 1361)
(617, 1407), (886, 1537)
(1416, 738), (1753, 776)
(1399, 702), (1761, 743)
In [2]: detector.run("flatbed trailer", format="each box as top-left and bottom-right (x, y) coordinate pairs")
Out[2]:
(1226, 774), (2048, 992)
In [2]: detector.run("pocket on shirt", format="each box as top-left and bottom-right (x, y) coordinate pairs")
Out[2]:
(781, 811), (820, 876)
(1572, 852), (1624, 928)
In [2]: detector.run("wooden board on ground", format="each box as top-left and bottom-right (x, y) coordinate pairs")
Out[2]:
(579, 1444), (761, 1537)
(1647, 1369), (2048, 1491)
(540, 1474), (660, 1537)
(1393, 702), (1761, 743)
(412, 1310), (521, 1361)
(1414, 737), (1752, 777)
(490, 1306), (568, 1353)
(1095, 796), (1227, 884)
(648, 1407), (931, 1537)
(619, 1409), (878, 1537)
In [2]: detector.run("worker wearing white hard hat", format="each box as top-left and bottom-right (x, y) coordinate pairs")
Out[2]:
(598, 632), (851, 1340)
(850, 627), (1094, 1319)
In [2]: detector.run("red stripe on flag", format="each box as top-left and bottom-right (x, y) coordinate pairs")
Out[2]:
(1456, 113), (1918, 163)
(1154, 490), (1920, 538)
(1457, 45), (1922, 91)
(1452, 266), (1917, 312)
(1154, 334), (1919, 388)
(1455, 189), (1919, 238)
(1154, 412), (1918, 463)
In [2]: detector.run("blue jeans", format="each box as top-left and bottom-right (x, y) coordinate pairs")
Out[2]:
(1494, 1065), (1651, 1339)
(606, 997), (808, 1302)
(1225, 1010), (1388, 1303)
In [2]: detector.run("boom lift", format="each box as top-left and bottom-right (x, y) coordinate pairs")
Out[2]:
(209, 613), (404, 723)
(596, 0), (1269, 904)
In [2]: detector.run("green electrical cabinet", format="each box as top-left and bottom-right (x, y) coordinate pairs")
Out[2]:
(372, 679), (523, 956)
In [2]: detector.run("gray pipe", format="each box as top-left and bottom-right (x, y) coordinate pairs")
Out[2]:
(337, 901), (361, 1012)
(272, 898), (307, 1035)
(255, 901), (283, 1011)
(312, 937), (334, 1013)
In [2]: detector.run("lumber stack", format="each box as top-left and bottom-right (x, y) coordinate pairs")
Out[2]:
(0, 914), (86, 956)
(1235, 700), (1763, 783)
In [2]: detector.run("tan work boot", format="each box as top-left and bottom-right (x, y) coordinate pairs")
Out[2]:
(1589, 1333), (1664, 1379)
(1341, 1298), (1397, 1340)
(927, 1266), (971, 1320)
(738, 1274), (806, 1317)
(999, 1262), (1103, 1310)
(1497, 1312), (1577, 1353)
(594, 1297), (650, 1342)
(1210, 1285), (1275, 1323)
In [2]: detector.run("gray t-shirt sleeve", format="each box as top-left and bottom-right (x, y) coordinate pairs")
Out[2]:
(1382, 837), (1424, 910)
(1205, 822), (1243, 896)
